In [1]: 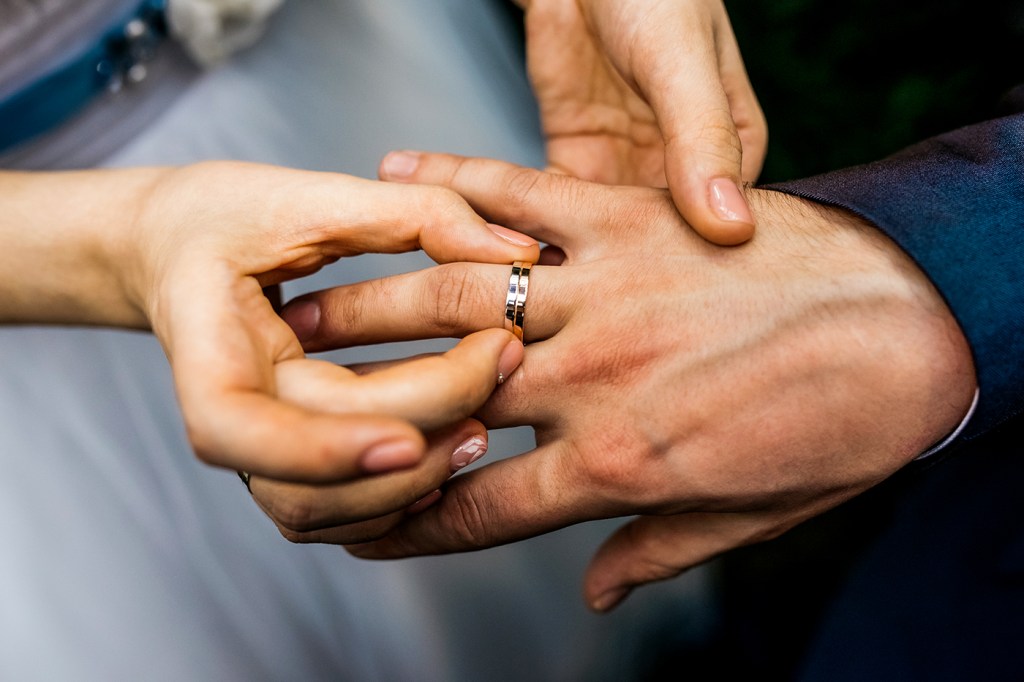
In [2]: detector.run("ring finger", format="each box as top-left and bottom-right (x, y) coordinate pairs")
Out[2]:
(282, 262), (577, 352)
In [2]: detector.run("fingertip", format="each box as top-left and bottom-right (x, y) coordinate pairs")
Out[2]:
(379, 150), (422, 181)
(694, 215), (756, 246)
(486, 223), (537, 248)
(497, 337), (525, 385)
(708, 177), (754, 226)
(485, 223), (542, 263)
(359, 438), (425, 474)
(453, 328), (524, 384)
(589, 586), (632, 613)
(672, 179), (756, 246)
(280, 297), (321, 343)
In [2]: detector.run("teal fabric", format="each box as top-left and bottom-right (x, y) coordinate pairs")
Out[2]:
(0, 0), (166, 153)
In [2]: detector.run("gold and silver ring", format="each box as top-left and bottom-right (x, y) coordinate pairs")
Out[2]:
(504, 261), (533, 341)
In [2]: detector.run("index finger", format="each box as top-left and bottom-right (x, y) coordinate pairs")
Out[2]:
(299, 174), (541, 265)
(379, 152), (638, 259)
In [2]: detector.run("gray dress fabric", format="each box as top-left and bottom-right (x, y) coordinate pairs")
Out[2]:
(0, 2), (711, 680)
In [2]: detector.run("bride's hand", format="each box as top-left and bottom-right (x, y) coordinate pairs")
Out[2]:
(0, 161), (537, 483)
(128, 161), (538, 482)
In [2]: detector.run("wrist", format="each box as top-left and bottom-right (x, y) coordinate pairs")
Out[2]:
(0, 167), (166, 329)
(748, 188), (978, 458)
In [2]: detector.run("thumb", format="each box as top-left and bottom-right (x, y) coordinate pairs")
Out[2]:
(593, 3), (755, 245)
(584, 513), (763, 612)
(663, 110), (754, 246)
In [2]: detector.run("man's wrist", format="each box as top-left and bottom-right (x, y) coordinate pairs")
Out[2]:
(749, 188), (979, 459)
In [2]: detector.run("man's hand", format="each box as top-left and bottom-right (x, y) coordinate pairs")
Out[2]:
(515, 0), (767, 245)
(285, 153), (976, 610)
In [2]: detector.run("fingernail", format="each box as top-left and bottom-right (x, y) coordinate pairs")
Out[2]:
(591, 587), (630, 613)
(487, 223), (537, 247)
(497, 339), (524, 385)
(450, 435), (488, 473)
(280, 299), (320, 342)
(380, 150), (421, 179)
(408, 489), (442, 515)
(708, 178), (754, 224)
(361, 439), (421, 473)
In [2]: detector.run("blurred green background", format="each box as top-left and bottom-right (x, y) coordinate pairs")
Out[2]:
(726, 0), (1024, 182)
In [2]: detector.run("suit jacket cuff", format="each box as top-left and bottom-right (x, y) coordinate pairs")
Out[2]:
(765, 94), (1024, 438)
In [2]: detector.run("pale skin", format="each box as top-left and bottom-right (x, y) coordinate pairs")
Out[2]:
(0, 0), (766, 548)
(267, 152), (977, 612)
(513, 0), (767, 244)
(0, 161), (539, 487)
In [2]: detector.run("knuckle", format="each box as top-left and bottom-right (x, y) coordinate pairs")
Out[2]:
(262, 491), (321, 533)
(443, 486), (495, 547)
(423, 264), (486, 333)
(576, 433), (655, 504)
(321, 285), (373, 342)
(670, 109), (744, 168)
(185, 418), (221, 467)
(279, 527), (309, 544)
(421, 185), (467, 221)
(501, 166), (546, 209)
(582, 449), (637, 496)
(600, 188), (668, 237)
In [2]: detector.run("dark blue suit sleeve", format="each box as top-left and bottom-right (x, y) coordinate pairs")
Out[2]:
(766, 92), (1024, 437)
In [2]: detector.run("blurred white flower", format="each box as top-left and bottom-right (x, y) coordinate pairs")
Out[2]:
(167, 0), (285, 67)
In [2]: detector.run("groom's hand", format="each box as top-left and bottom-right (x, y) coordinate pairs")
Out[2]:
(514, 0), (767, 245)
(287, 153), (975, 610)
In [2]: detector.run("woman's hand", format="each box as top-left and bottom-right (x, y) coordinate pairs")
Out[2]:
(283, 152), (976, 610)
(514, 0), (767, 245)
(0, 161), (536, 485)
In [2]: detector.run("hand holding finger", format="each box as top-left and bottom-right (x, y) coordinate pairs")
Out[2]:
(585, 0), (765, 245)
(250, 421), (489, 541)
(274, 329), (524, 431)
(281, 262), (573, 351)
(324, 175), (541, 265)
(131, 161), (541, 485)
(380, 151), (614, 259)
(347, 441), (609, 558)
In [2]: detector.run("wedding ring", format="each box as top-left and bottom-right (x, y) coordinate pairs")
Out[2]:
(238, 470), (252, 492)
(504, 261), (533, 341)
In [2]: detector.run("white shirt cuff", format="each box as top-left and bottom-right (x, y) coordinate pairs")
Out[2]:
(914, 387), (980, 460)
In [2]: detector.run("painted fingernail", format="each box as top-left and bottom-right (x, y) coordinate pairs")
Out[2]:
(408, 489), (442, 515)
(450, 435), (488, 473)
(361, 439), (421, 473)
(380, 150), (421, 179)
(591, 587), (630, 613)
(708, 178), (754, 224)
(487, 223), (537, 247)
(497, 339), (524, 385)
(280, 299), (320, 342)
